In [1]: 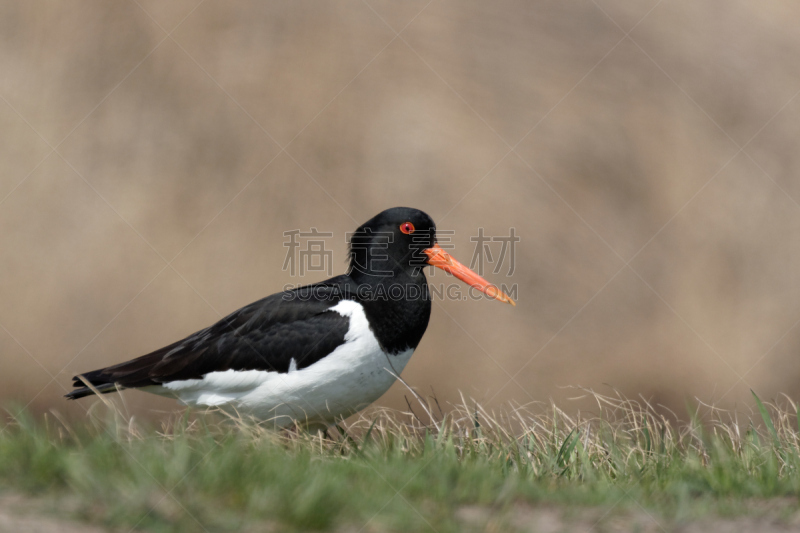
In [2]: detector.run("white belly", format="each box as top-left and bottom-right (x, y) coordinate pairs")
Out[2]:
(145, 300), (415, 428)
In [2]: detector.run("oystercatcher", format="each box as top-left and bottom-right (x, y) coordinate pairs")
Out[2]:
(66, 207), (514, 427)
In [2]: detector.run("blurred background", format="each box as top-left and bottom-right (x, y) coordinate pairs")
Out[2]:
(1, 0), (799, 421)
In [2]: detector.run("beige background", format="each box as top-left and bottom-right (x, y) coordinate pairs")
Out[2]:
(1, 0), (799, 420)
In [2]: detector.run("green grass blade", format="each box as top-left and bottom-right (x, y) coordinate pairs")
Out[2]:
(556, 429), (579, 468)
(752, 390), (779, 447)
(362, 418), (378, 446)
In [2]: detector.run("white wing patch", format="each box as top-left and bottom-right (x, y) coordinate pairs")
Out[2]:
(160, 369), (273, 406)
(328, 299), (373, 344)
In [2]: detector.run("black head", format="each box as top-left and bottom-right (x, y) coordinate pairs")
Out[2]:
(347, 207), (436, 280)
(346, 207), (515, 305)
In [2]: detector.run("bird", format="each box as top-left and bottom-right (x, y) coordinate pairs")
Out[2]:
(66, 207), (515, 428)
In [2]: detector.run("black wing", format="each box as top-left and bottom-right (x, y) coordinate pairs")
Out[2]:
(66, 277), (353, 399)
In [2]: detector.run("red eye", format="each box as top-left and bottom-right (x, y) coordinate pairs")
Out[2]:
(400, 222), (415, 234)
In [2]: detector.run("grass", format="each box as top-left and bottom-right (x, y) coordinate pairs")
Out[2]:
(1, 389), (800, 532)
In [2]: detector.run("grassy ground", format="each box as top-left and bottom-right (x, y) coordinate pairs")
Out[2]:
(2, 391), (800, 532)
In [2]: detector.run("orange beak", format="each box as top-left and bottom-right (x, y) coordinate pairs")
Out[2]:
(424, 244), (515, 306)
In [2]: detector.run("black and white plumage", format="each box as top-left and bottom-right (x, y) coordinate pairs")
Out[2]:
(66, 207), (514, 427)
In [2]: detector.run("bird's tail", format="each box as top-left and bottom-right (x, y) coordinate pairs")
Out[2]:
(65, 370), (124, 400)
(65, 348), (170, 400)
